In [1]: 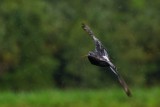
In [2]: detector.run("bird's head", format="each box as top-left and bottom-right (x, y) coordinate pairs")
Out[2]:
(88, 51), (96, 58)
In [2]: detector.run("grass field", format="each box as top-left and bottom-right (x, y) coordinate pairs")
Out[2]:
(0, 87), (159, 107)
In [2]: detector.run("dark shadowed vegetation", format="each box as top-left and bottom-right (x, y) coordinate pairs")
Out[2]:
(0, 0), (160, 90)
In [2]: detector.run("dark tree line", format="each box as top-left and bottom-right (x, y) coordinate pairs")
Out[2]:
(0, 0), (160, 90)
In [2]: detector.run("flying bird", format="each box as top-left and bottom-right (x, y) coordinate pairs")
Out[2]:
(82, 23), (132, 97)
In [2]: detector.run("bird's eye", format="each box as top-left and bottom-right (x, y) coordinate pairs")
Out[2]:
(89, 52), (92, 55)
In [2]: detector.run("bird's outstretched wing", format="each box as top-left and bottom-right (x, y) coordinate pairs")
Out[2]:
(110, 66), (132, 97)
(82, 23), (108, 57)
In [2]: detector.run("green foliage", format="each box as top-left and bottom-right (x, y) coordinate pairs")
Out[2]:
(0, 0), (160, 90)
(0, 0), (59, 90)
(0, 88), (159, 107)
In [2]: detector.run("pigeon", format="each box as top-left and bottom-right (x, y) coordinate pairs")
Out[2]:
(82, 23), (132, 97)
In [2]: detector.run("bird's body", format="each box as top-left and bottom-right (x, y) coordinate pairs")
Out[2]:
(88, 54), (109, 67)
(82, 23), (132, 97)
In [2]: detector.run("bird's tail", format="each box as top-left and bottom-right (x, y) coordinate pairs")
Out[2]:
(110, 67), (132, 97)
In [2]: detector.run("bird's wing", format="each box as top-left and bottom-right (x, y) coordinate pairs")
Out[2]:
(109, 66), (132, 97)
(82, 23), (108, 56)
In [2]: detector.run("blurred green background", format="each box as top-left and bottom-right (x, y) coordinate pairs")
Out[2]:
(0, 0), (160, 107)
